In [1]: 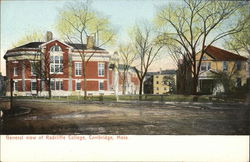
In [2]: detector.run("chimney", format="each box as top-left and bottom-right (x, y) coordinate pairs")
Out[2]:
(46, 31), (53, 42)
(86, 36), (94, 49)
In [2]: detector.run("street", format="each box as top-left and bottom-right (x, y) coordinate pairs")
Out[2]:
(1, 101), (249, 135)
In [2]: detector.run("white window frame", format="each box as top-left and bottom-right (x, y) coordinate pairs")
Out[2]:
(13, 67), (18, 76)
(75, 62), (82, 76)
(98, 62), (105, 77)
(13, 81), (18, 91)
(200, 62), (211, 71)
(31, 81), (37, 91)
(76, 80), (81, 91)
(30, 61), (37, 76)
(50, 53), (63, 74)
(50, 79), (63, 91)
(99, 80), (104, 91)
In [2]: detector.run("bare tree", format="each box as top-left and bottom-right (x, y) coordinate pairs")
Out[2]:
(155, 0), (247, 94)
(132, 23), (163, 99)
(56, 0), (115, 100)
(117, 43), (136, 94)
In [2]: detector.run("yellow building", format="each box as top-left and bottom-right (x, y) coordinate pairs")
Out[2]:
(196, 46), (248, 94)
(153, 70), (176, 94)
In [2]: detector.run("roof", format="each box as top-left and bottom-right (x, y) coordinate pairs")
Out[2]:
(12, 42), (45, 49)
(146, 70), (176, 76)
(205, 45), (247, 61)
(8, 41), (104, 51)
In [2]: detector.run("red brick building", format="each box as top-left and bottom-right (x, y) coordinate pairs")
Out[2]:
(4, 34), (139, 96)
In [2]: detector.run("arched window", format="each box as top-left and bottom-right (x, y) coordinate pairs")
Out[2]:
(50, 54), (63, 73)
(50, 45), (62, 52)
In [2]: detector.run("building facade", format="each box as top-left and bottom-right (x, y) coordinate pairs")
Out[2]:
(196, 45), (248, 95)
(144, 70), (176, 95)
(4, 34), (136, 96)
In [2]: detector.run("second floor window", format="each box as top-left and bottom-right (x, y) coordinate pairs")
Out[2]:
(75, 62), (82, 76)
(50, 55), (63, 73)
(200, 62), (211, 71)
(222, 61), (228, 71)
(31, 62), (37, 76)
(13, 67), (18, 76)
(236, 61), (241, 70)
(98, 63), (105, 77)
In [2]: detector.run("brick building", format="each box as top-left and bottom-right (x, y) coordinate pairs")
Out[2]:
(4, 33), (139, 96)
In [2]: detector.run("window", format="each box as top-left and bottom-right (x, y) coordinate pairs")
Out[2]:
(31, 62), (37, 76)
(75, 62), (82, 76)
(222, 61), (228, 71)
(13, 81), (18, 91)
(99, 81), (104, 90)
(98, 63), (105, 77)
(236, 61), (241, 70)
(50, 81), (55, 90)
(156, 81), (159, 84)
(31, 81), (37, 91)
(50, 45), (62, 52)
(13, 67), (18, 76)
(50, 55), (63, 73)
(164, 87), (167, 91)
(156, 76), (159, 78)
(156, 87), (159, 90)
(76, 80), (81, 90)
(236, 78), (241, 87)
(50, 80), (63, 90)
(200, 62), (211, 71)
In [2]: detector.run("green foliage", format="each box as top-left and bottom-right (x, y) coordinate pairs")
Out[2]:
(12, 31), (44, 48)
(56, 1), (116, 46)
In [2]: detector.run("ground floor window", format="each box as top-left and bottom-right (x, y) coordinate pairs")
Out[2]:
(99, 81), (104, 90)
(236, 78), (241, 87)
(13, 81), (18, 91)
(50, 80), (63, 90)
(76, 80), (81, 90)
(31, 81), (37, 91)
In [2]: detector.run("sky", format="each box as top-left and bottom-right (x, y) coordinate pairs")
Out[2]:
(0, 0), (177, 75)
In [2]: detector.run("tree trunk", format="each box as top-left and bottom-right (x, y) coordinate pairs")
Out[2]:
(139, 79), (143, 100)
(83, 61), (87, 100)
(192, 75), (198, 95)
(10, 78), (13, 109)
(48, 78), (51, 99)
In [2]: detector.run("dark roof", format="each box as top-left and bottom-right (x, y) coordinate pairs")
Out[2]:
(205, 46), (247, 61)
(146, 70), (176, 76)
(9, 41), (104, 51)
(12, 42), (45, 49)
(67, 43), (104, 50)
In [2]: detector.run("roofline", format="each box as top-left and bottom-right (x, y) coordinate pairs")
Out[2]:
(39, 39), (74, 49)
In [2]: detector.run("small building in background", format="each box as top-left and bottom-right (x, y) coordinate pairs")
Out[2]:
(144, 69), (176, 95)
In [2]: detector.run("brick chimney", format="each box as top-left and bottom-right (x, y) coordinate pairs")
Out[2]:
(86, 36), (94, 49)
(46, 31), (53, 42)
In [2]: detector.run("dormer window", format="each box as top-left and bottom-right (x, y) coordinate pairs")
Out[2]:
(50, 45), (62, 52)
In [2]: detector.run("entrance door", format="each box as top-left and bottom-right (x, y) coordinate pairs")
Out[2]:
(200, 79), (213, 94)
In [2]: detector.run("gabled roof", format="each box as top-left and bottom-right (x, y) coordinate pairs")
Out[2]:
(205, 45), (247, 61)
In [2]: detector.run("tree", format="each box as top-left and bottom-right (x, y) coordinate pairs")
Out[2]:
(155, 0), (247, 94)
(224, 6), (250, 55)
(132, 23), (163, 99)
(12, 31), (43, 48)
(56, 0), (115, 100)
(117, 43), (136, 94)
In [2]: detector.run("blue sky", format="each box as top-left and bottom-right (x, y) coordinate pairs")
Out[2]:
(1, 0), (172, 74)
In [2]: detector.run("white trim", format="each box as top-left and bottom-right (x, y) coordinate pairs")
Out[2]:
(75, 62), (82, 76)
(13, 67), (18, 76)
(75, 80), (81, 91)
(98, 80), (104, 91)
(98, 62), (105, 77)
(39, 39), (74, 49)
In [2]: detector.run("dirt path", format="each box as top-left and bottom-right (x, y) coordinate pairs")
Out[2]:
(1, 101), (249, 134)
